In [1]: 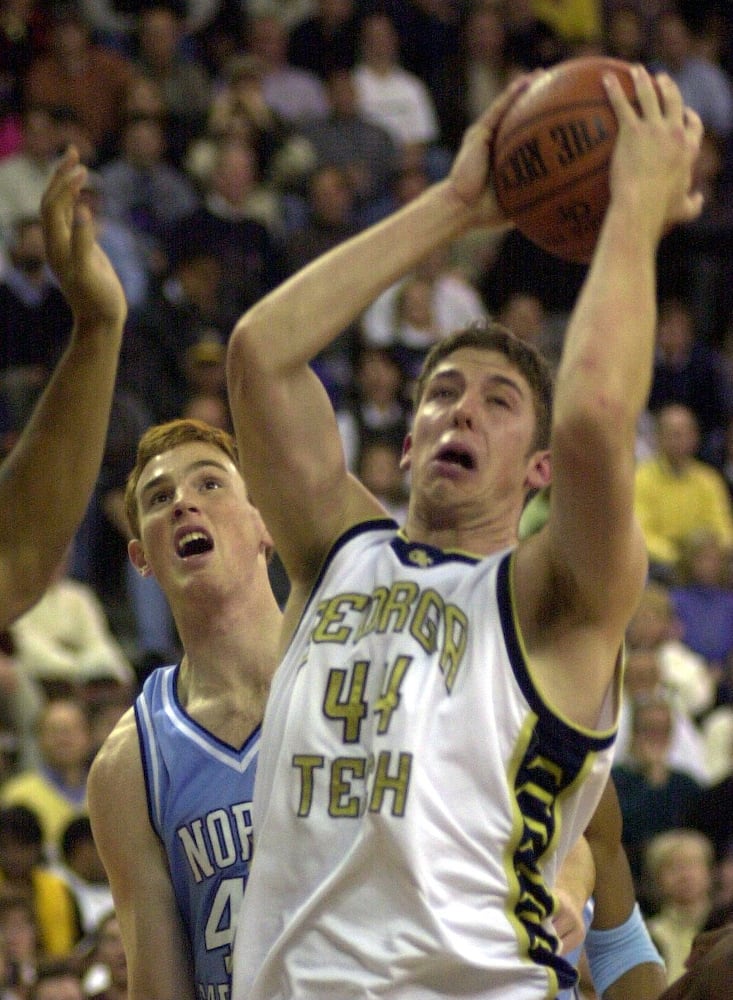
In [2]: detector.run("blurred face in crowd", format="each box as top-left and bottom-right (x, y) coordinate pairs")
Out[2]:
(38, 700), (91, 773)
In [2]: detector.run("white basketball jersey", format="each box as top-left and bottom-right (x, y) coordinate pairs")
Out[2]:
(232, 521), (620, 1000)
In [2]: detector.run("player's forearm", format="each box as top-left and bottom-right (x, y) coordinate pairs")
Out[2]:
(0, 321), (123, 617)
(602, 963), (669, 1000)
(228, 179), (477, 374)
(553, 196), (658, 450)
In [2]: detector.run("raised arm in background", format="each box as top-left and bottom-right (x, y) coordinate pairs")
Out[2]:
(0, 147), (126, 628)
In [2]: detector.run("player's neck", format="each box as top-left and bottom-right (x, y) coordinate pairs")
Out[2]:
(403, 504), (520, 557)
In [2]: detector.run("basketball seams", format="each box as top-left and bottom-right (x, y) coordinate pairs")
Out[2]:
(494, 158), (611, 219)
(488, 55), (637, 263)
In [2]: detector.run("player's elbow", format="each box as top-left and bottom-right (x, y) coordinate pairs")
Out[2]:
(227, 316), (269, 397)
(553, 385), (634, 459)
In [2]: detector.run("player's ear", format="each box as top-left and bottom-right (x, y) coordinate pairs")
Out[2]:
(525, 449), (551, 492)
(399, 433), (413, 472)
(128, 538), (152, 577)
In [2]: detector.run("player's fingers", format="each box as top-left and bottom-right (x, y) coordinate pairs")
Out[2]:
(654, 72), (683, 122)
(684, 106), (704, 146)
(602, 69), (636, 126)
(484, 70), (541, 133)
(40, 147), (80, 221)
(629, 64), (662, 120)
(683, 190), (705, 222)
(41, 148), (86, 266)
(70, 202), (95, 262)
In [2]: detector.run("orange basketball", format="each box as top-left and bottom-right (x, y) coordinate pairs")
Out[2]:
(491, 56), (638, 264)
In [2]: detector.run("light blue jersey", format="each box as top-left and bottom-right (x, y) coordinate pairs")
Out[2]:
(136, 664), (259, 1000)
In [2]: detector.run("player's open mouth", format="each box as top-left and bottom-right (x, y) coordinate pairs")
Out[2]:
(176, 531), (214, 558)
(436, 446), (475, 470)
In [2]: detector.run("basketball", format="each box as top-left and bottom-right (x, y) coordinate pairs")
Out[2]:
(491, 56), (639, 265)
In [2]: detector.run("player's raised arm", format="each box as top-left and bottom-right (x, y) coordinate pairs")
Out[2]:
(0, 147), (127, 628)
(516, 68), (703, 721)
(226, 78), (530, 597)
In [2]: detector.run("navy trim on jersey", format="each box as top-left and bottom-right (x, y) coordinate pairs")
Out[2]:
(287, 518), (399, 644)
(496, 553), (617, 753)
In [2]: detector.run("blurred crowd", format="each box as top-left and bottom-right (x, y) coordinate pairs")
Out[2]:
(2, 1), (733, 997)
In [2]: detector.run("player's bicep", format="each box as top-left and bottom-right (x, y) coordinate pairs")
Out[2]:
(230, 355), (383, 583)
(548, 443), (646, 627)
(88, 734), (195, 999)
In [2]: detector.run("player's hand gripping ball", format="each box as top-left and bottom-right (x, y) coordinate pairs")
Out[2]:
(491, 56), (646, 264)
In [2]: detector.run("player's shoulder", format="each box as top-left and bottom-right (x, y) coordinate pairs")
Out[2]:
(88, 705), (141, 793)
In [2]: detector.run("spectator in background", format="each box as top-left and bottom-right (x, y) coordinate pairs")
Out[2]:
(355, 438), (408, 525)
(80, 0), (223, 56)
(670, 528), (733, 702)
(132, 5), (212, 163)
(0, 891), (40, 996)
(336, 344), (410, 474)
(612, 692), (704, 888)
(478, 223), (588, 330)
(287, 0), (362, 79)
(181, 390), (230, 431)
(502, 0), (568, 70)
(437, 3), (515, 154)
(282, 163), (359, 405)
(685, 739), (733, 867)
(170, 139), (285, 328)
(625, 579), (717, 722)
(647, 297), (733, 465)
(115, 72), (189, 171)
(283, 162), (357, 272)
(121, 248), (227, 425)
(613, 645), (710, 787)
(651, 7), (733, 143)
(361, 245), (487, 354)
(0, 216), (72, 374)
(0, 0), (50, 122)
(604, 4), (651, 64)
(98, 113), (199, 278)
(496, 291), (562, 370)
(245, 0), (313, 32)
(0, 807), (80, 958)
(352, 11), (448, 179)
(195, 51), (307, 193)
(298, 68), (399, 227)
(635, 402), (733, 582)
(52, 817), (112, 940)
(9, 548), (134, 692)
(388, 272), (444, 386)
(644, 829), (715, 984)
(243, 12), (329, 126)
(0, 631), (44, 775)
(29, 958), (85, 1000)
(23, 5), (134, 156)
(84, 912), (126, 1000)
(0, 699), (91, 861)
(0, 106), (60, 249)
(186, 133), (287, 239)
(657, 131), (733, 347)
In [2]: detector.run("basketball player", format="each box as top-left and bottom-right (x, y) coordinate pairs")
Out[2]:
(0, 147), (126, 630)
(226, 62), (702, 999)
(87, 419), (282, 999)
